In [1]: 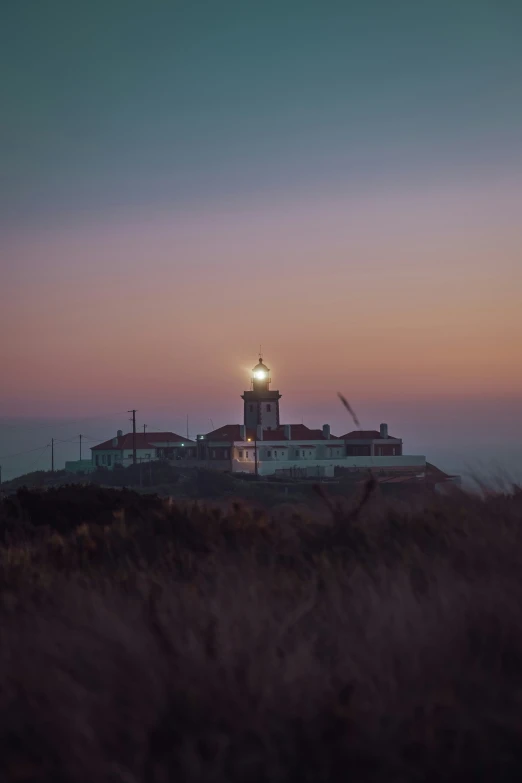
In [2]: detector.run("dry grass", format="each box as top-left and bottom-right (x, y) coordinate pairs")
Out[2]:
(0, 482), (522, 781)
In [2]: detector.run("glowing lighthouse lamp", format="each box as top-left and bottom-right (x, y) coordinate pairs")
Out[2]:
(251, 359), (271, 390)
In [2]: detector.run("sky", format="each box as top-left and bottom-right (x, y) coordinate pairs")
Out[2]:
(1, 0), (522, 481)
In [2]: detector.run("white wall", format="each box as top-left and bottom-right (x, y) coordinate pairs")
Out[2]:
(65, 460), (95, 474)
(232, 454), (426, 476)
(233, 440), (345, 461)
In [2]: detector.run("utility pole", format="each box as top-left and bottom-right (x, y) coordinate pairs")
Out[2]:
(128, 410), (137, 464)
(79, 434), (82, 461)
(51, 438), (54, 473)
(143, 424), (147, 434)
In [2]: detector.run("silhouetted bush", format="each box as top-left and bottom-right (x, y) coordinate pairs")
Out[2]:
(0, 483), (522, 781)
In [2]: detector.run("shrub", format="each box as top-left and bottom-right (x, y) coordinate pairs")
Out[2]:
(0, 483), (522, 781)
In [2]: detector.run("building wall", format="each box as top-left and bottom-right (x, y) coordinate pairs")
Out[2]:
(232, 454), (426, 477)
(65, 460), (95, 474)
(374, 444), (401, 456)
(92, 448), (155, 468)
(275, 465), (335, 479)
(346, 445), (372, 456)
(228, 439), (424, 476)
(208, 446), (231, 461)
(233, 440), (345, 462)
(345, 439), (403, 456)
(243, 399), (280, 430)
(244, 400), (260, 429)
(156, 446), (196, 459)
(195, 441), (233, 468)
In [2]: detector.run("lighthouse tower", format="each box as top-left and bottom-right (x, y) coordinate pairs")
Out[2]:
(241, 358), (282, 431)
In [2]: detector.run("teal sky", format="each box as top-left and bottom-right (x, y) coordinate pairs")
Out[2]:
(3, 0), (522, 225)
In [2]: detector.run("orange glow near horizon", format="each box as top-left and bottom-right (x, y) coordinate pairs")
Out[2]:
(3, 179), (522, 418)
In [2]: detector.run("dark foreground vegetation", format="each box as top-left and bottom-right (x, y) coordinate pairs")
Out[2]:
(1, 481), (522, 782)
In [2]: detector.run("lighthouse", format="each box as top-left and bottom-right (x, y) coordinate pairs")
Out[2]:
(241, 358), (282, 431)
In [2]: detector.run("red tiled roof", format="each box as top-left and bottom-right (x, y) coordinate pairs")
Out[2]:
(283, 424), (340, 441)
(204, 425), (251, 442)
(341, 430), (400, 440)
(92, 432), (192, 451)
(204, 424), (340, 442)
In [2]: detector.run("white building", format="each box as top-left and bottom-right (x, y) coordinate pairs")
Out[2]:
(91, 430), (196, 469)
(197, 358), (426, 478)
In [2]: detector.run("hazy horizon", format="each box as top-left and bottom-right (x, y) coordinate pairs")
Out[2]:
(2, 387), (521, 485)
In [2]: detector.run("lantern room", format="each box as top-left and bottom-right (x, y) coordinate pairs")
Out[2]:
(251, 359), (271, 392)
(241, 357), (282, 431)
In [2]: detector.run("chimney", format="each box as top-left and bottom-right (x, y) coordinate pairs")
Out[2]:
(283, 424), (292, 440)
(380, 423), (388, 439)
(117, 430), (123, 438)
(322, 424), (331, 439)
(239, 424), (246, 441)
(256, 424), (263, 441)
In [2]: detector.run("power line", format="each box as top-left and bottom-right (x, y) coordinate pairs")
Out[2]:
(0, 444), (52, 461)
(0, 444), (51, 478)
(25, 445), (51, 474)
(0, 436), (86, 465)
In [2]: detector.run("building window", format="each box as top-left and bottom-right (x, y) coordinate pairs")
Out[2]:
(301, 450), (305, 457)
(238, 450), (243, 458)
(102, 454), (107, 465)
(224, 449), (229, 458)
(267, 450), (272, 458)
(274, 450), (277, 458)
(266, 403), (271, 412)
(107, 454), (112, 467)
(309, 451), (312, 456)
